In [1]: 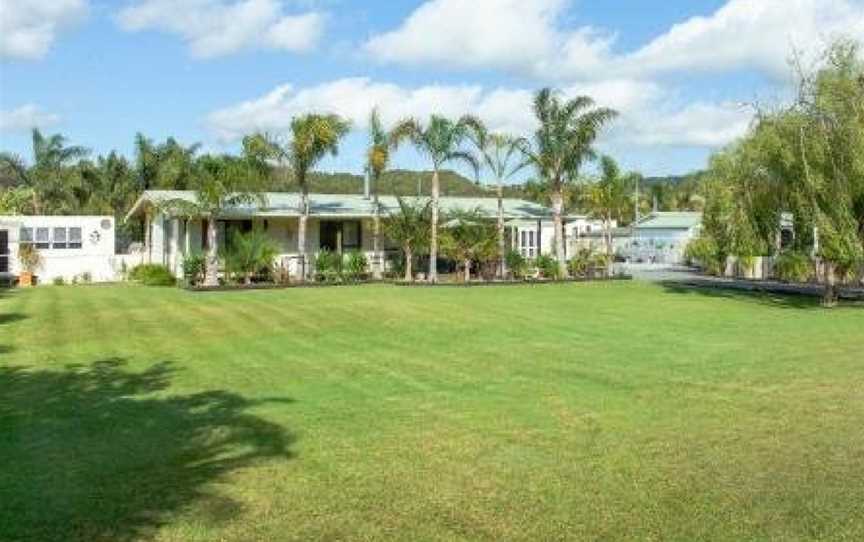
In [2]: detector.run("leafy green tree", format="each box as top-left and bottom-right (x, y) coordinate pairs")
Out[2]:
(439, 209), (498, 282)
(583, 156), (633, 275)
(133, 134), (201, 191)
(390, 115), (479, 282)
(382, 197), (432, 282)
(519, 88), (617, 277)
(0, 128), (89, 214)
(468, 127), (526, 278)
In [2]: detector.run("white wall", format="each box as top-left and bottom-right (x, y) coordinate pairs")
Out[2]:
(0, 215), (118, 283)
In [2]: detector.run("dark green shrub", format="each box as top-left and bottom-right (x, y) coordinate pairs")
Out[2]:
(505, 250), (528, 279)
(80, 271), (92, 284)
(129, 264), (176, 286)
(315, 249), (342, 282)
(535, 254), (561, 280)
(685, 237), (723, 275)
(342, 251), (368, 282)
(52, 276), (65, 286)
(182, 253), (207, 286)
(223, 228), (278, 284)
(774, 251), (812, 283)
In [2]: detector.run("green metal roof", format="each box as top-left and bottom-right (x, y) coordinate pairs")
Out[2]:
(127, 190), (551, 221)
(634, 212), (702, 230)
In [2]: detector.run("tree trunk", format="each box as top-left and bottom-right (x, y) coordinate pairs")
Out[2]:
(204, 217), (219, 287)
(429, 168), (440, 282)
(404, 245), (413, 282)
(497, 181), (505, 279)
(373, 213), (382, 280)
(605, 217), (614, 278)
(464, 258), (471, 283)
(822, 261), (839, 307)
(551, 189), (568, 278)
(297, 185), (308, 282)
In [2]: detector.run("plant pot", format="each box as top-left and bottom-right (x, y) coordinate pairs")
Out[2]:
(19, 271), (35, 287)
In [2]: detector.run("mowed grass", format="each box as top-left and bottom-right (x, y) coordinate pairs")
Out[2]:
(1, 282), (863, 541)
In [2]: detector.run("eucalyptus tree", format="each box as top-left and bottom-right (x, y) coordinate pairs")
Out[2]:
(254, 114), (350, 281)
(382, 196), (432, 282)
(519, 89), (617, 277)
(390, 115), (479, 282)
(0, 128), (89, 214)
(583, 156), (633, 275)
(365, 108), (396, 278)
(468, 127), (526, 278)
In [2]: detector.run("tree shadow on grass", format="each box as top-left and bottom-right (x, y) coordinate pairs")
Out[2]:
(0, 358), (294, 542)
(659, 281), (825, 310)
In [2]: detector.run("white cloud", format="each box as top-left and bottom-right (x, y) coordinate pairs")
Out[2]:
(116, 0), (326, 58)
(0, 104), (61, 133)
(204, 77), (743, 151)
(363, 0), (864, 81)
(0, 0), (88, 60)
(624, 0), (864, 78)
(621, 102), (753, 147)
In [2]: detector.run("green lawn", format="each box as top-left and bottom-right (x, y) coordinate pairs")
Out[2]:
(1, 282), (863, 541)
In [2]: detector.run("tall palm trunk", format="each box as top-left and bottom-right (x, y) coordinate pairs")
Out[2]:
(372, 184), (382, 280)
(403, 245), (413, 282)
(822, 261), (839, 307)
(464, 259), (471, 282)
(204, 216), (219, 287)
(551, 188), (568, 278)
(497, 181), (505, 279)
(429, 168), (440, 282)
(605, 216), (614, 278)
(297, 184), (309, 282)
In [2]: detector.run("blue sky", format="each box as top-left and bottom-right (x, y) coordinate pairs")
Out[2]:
(1, 0), (862, 179)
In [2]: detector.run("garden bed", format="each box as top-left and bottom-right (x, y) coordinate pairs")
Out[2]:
(669, 276), (864, 301)
(184, 280), (388, 292)
(392, 275), (633, 287)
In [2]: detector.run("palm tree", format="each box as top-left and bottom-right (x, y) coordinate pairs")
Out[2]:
(365, 108), (396, 279)
(382, 197), (432, 282)
(440, 209), (498, 282)
(0, 128), (89, 214)
(468, 126), (526, 278)
(390, 115), (479, 282)
(133, 133), (201, 191)
(255, 114), (350, 281)
(584, 156), (632, 276)
(519, 89), (617, 277)
(159, 141), (270, 287)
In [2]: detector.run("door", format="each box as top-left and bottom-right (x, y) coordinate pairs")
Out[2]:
(0, 230), (8, 273)
(320, 221), (339, 252)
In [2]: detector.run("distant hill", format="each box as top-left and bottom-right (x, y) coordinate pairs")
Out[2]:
(278, 169), (530, 199)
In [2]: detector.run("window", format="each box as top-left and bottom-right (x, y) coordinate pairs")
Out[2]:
(519, 229), (537, 258)
(69, 227), (82, 249)
(342, 221), (361, 249)
(36, 228), (50, 249)
(53, 227), (68, 249)
(19, 227), (33, 244)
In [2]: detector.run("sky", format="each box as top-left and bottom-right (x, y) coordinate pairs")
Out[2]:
(1, 0), (863, 180)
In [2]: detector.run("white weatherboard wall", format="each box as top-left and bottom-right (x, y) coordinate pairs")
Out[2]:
(0, 216), (118, 283)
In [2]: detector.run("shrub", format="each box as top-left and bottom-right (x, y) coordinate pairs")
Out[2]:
(129, 264), (176, 286)
(52, 276), (65, 286)
(80, 271), (92, 284)
(774, 251), (812, 283)
(223, 228), (278, 284)
(342, 251), (368, 282)
(315, 249), (342, 282)
(685, 237), (722, 275)
(535, 254), (561, 280)
(568, 248), (594, 278)
(505, 250), (528, 279)
(18, 243), (42, 273)
(182, 253), (206, 286)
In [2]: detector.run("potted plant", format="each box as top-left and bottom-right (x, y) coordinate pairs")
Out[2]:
(18, 243), (43, 287)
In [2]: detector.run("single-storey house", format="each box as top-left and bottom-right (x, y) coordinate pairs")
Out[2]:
(508, 216), (612, 259)
(0, 215), (120, 284)
(628, 212), (703, 264)
(126, 190), (554, 279)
